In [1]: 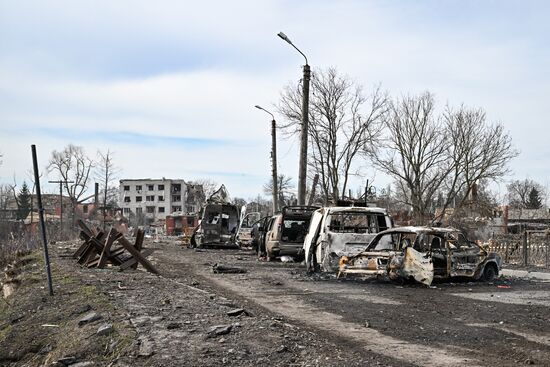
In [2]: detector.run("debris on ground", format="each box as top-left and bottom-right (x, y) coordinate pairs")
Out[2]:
(212, 263), (247, 274)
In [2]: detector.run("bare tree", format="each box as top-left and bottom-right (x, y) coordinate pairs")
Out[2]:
(371, 93), (451, 223)
(443, 105), (518, 210)
(507, 179), (546, 209)
(372, 92), (518, 224)
(47, 144), (94, 224)
(95, 150), (120, 229)
(278, 67), (388, 204)
(189, 178), (219, 200)
(263, 174), (295, 207)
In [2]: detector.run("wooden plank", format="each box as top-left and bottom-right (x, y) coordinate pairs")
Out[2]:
(77, 219), (94, 237)
(77, 243), (96, 264)
(97, 228), (118, 268)
(131, 229), (145, 270)
(73, 239), (90, 258)
(119, 248), (154, 271)
(117, 236), (159, 274)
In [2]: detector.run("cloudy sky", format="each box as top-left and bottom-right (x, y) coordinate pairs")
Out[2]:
(1, 0), (549, 200)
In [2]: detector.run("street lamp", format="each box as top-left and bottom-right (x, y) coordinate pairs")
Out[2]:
(277, 31), (310, 206)
(255, 105), (279, 214)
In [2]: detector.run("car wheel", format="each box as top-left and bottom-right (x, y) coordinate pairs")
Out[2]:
(482, 264), (498, 281)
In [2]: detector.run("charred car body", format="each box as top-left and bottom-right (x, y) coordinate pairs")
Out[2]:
(191, 185), (241, 248)
(304, 206), (393, 273)
(237, 212), (261, 246)
(339, 226), (502, 285)
(251, 216), (271, 257)
(264, 206), (319, 261)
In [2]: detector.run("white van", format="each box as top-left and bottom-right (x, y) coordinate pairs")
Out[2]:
(303, 206), (393, 272)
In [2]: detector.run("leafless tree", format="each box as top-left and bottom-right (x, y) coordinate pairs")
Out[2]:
(371, 93), (450, 223)
(189, 178), (218, 200)
(372, 92), (518, 224)
(278, 67), (389, 204)
(263, 174), (295, 207)
(443, 105), (518, 210)
(507, 179), (546, 209)
(47, 144), (94, 224)
(95, 150), (120, 229)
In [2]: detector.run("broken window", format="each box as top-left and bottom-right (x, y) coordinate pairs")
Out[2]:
(158, 184), (165, 190)
(158, 195), (164, 201)
(172, 184), (181, 193)
(281, 219), (308, 243)
(136, 185), (142, 191)
(123, 185), (130, 191)
(146, 195), (155, 202)
(123, 208), (130, 215)
(372, 233), (401, 251)
(158, 207), (165, 213)
(328, 212), (386, 234)
(124, 197), (131, 203)
(136, 207), (143, 214)
(172, 206), (182, 212)
(187, 217), (194, 226)
(82, 205), (88, 214)
(147, 184), (154, 191)
(172, 195), (181, 202)
(146, 206), (155, 214)
(136, 196), (142, 202)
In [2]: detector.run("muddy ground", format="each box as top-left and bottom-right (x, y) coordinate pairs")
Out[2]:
(2, 238), (550, 367)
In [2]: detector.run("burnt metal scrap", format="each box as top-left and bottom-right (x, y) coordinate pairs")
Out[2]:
(338, 226), (502, 286)
(303, 206), (392, 273)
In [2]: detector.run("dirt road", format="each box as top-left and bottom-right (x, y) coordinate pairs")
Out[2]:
(150, 240), (550, 367)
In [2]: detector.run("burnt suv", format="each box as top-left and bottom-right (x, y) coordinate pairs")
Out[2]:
(264, 206), (319, 261)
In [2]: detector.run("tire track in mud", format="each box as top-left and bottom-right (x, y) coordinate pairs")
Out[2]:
(202, 273), (481, 367)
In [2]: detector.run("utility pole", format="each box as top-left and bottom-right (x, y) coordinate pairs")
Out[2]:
(298, 63), (310, 205)
(255, 105), (279, 214)
(49, 179), (74, 236)
(278, 31), (310, 205)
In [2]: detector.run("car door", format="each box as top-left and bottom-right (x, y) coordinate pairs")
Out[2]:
(304, 210), (324, 271)
(403, 246), (434, 286)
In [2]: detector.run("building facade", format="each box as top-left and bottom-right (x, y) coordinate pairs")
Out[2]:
(119, 178), (204, 225)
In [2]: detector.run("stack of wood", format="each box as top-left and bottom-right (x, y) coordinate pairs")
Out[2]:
(73, 220), (159, 274)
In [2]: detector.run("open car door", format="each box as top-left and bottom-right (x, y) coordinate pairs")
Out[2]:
(403, 247), (434, 286)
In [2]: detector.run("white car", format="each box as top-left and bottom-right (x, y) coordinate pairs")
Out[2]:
(303, 206), (393, 272)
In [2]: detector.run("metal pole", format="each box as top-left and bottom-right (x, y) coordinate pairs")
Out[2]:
(298, 64), (310, 205)
(32, 145), (54, 296)
(271, 119), (279, 214)
(522, 230), (529, 266)
(59, 182), (63, 232)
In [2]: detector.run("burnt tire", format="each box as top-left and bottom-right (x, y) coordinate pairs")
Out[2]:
(482, 264), (498, 281)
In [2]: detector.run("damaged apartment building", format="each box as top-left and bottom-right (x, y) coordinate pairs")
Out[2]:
(119, 178), (205, 226)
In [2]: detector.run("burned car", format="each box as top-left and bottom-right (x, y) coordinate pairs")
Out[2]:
(251, 215), (271, 257)
(237, 212), (261, 246)
(264, 206), (319, 261)
(304, 206), (393, 273)
(338, 226), (502, 285)
(191, 185), (241, 248)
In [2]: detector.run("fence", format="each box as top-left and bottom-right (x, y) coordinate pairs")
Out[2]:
(488, 230), (550, 268)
